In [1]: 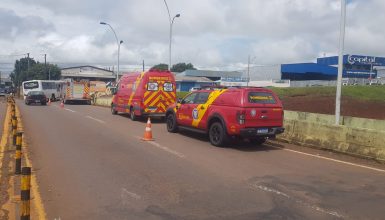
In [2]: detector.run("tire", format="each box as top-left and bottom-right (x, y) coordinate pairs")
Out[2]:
(250, 137), (267, 145)
(209, 122), (229, 147)
(130, 107), (137, 121)
(25, 101), (29, 105)
(111, 105), (117, 115)
(166, 113), (178, 133)
(42, 102), (47, 106)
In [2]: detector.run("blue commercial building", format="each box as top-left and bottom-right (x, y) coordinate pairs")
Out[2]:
(281, 55), (385, 80)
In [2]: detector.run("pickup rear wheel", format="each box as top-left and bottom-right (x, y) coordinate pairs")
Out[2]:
(209, 122), (228, 147)
(166, 113), (178, 133)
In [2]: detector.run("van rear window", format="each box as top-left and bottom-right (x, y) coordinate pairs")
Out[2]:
(248, 92), (276, 104)
(147, 82), (158, 91)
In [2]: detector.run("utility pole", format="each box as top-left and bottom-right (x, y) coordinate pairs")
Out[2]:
(44, 54), (47, 80)
(247, 55), (250, 87)
(335, 0), (346, 125)
(27, 53), (30, 72)
(142, 60), (145, 72)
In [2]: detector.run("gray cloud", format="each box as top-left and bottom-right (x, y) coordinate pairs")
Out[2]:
(0, 8), (54, 39)
(0, 0), (384, 73)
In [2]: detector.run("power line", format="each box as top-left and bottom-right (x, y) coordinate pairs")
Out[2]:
(0, 53), (29, 58)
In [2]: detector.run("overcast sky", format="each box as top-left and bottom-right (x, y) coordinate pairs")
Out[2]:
(1, 0), (385, 74)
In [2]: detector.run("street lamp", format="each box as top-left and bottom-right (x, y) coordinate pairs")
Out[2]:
(100, 21), (123, 83)
(163, 0), (180, 71)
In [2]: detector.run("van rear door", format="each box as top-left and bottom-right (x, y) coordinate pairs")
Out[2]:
(143, 74), (176, 113)
(72, 82), (85, 99)
(242, 89), (283, 128)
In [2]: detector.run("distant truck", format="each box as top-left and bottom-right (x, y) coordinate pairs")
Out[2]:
(63, 79), (91, 104)
(111, 69), (176, 120)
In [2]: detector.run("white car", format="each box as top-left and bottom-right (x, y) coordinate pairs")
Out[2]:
(189, 87), (200, 92)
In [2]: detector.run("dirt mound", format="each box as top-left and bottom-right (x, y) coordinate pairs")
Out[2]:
(281, 95), (385, 120)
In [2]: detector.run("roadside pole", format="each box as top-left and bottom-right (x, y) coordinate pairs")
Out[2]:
(335, 0), (346, 125)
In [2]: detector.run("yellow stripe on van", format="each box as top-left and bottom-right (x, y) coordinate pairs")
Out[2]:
(192, 89), (227, 127)
(144, 91), (159, 106)
(127, 72), (145, 106)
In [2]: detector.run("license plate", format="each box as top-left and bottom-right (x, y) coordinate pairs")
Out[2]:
(257, 128), (269, 134)
(35, 100), (40, 103)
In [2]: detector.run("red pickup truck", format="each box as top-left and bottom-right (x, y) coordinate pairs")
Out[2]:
(166, 87), (284, 146)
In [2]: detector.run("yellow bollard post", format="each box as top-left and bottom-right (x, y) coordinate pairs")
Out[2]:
(11, 105), (16, 118)
(15, 132), (23, 175)
(21, 167), (31, 220)
(12, 116), (18, 145)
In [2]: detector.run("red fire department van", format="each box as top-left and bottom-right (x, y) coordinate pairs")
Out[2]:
(111, 70), (176, 120)
(166, 87), (284, 146)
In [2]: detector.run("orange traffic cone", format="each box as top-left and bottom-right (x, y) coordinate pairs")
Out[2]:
(48, 98), (51, 105)
(141, 117), (154, 141)
(60, 101), (64, 108)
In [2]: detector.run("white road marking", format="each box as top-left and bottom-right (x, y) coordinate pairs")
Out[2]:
(251, 184), (345, 218)
(269, 145), (385, 173)
(64, 108), (76, 113)
(85, 115), (106, 124)
(121, 188), (141, 200)
(135, 136), (185, 158)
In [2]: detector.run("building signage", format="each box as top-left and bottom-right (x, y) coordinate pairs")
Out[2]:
(347, 55), (376, 65)
(346, 55), (385, 66)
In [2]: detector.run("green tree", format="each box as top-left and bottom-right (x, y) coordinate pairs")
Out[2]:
(171, 62), (197, 72)
(10, 57), (61, 86)
(150, 63), (169, 71)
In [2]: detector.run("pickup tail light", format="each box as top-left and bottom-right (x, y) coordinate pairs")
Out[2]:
(236, 110), (246, 125)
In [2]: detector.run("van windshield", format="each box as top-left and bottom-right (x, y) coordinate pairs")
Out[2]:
(248, 92), (276, 104)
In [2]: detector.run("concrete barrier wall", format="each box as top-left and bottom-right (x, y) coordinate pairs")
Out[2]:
(94, 96), (112, 107)
(285, 110), (385, 131)
(280, 112), (385, 161)
(343, 116), (385, 131)
(284, 111), (336, 125)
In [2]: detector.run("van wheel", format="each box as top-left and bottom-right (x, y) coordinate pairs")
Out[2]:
(111, 105), (117, 115)
(209, 122), (228, 147)
(130, 107), (137, 121)
(166, 114), (178, 133)
(250, 137), (267, 145)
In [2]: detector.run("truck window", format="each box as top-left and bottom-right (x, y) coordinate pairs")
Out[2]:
(194, 92), (210, 104)
(248, 92), (276, 104)
(182, 93), (198, 104)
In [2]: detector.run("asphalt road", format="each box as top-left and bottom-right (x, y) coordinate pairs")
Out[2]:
(14, 100), (385, 220)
